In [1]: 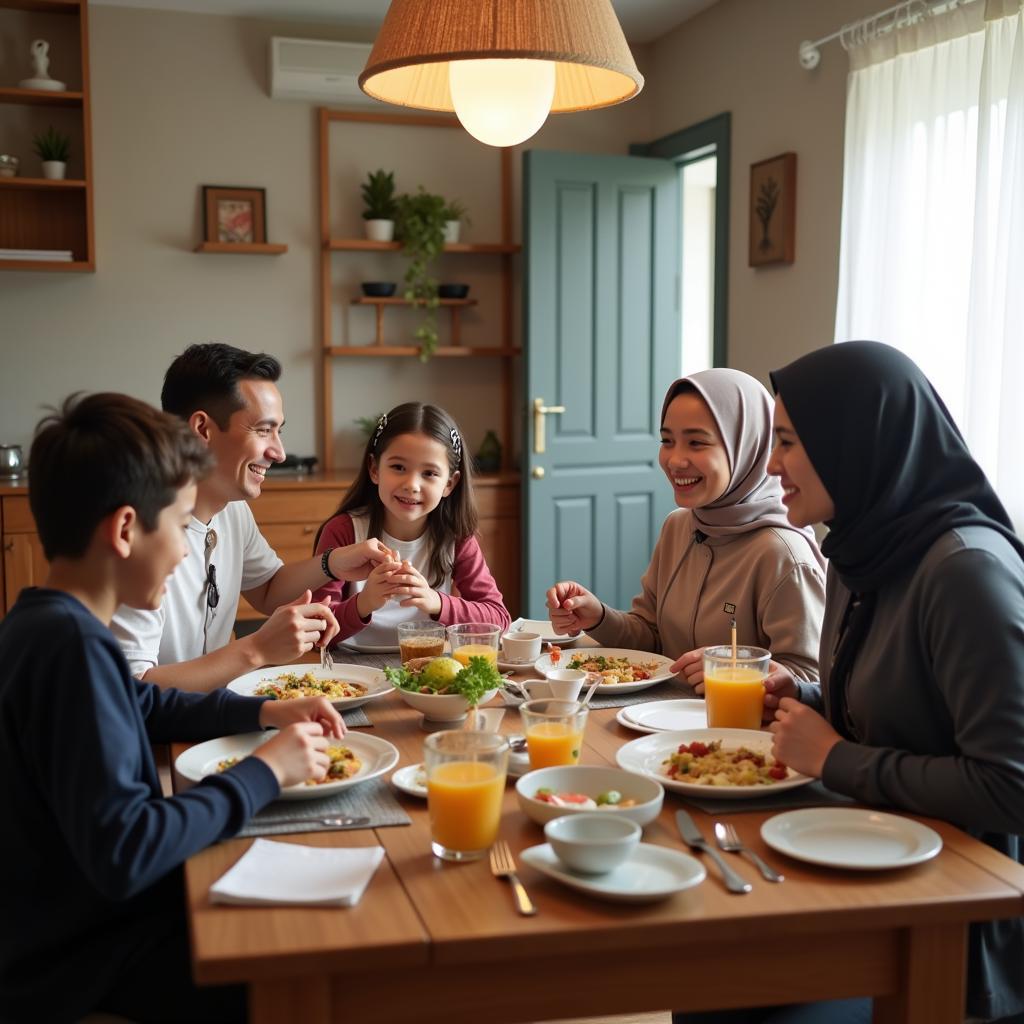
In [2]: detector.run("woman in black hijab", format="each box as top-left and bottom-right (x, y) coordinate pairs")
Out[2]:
(762, 341), (1024, 1024)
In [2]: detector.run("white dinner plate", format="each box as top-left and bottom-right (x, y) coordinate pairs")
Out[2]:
(506, 618), (580, 645)
(616, 728), (814, 799)
(619, 699), (709, 734)
(227, 663), (391, 711)
(534, 647), (676, 695)
(175, 731), (400, 801)
(760, 808), (943, 871)
(391, 763), (428, 799)
(520, 842), (706, 903)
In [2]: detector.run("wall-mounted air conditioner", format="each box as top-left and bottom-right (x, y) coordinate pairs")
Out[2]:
(269, 37), (377, 106)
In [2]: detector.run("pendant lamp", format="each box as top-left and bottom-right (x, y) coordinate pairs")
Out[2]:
(359, 0), (643, 148)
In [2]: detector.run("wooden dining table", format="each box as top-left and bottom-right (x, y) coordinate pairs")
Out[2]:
(175, 662), (1024, 1024)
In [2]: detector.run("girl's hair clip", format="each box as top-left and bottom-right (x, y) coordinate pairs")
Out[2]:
(450, 427), (462, 464)
(372, 413), (388, 448)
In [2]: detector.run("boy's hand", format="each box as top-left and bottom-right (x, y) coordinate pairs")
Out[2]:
(259, 696), (345, 738)
(669, 647), (706, 692)
(762, 661), (799, 720)
(768, 697), (841, 779)
(247, 591), (340, 667)
(252, 721), (330, 789)
(355, 560), (402, 618)
(329, 539), (398, 582)
(395, 560), (442, 616)
(545, 581), (602, 635)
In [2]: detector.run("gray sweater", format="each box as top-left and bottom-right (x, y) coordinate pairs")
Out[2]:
(798, 526), (1024, 1020)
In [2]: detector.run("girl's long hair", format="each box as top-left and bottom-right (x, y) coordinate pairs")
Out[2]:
(316, 403), (478, 588)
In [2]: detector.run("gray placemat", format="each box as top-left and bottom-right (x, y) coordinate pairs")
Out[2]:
(587, 681), (682, 710)
(341, 706), (372, 728)
(678, 779), (856, 816)
(331, 648), (401, 671)
(236, 777), (411, 838)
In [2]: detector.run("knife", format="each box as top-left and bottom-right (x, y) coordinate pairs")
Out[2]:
(254, 815), (371, 829)
(675, 810), (752, 894)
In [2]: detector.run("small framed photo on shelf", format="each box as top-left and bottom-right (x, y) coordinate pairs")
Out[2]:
(202, 186), (267, 245)
(748, 153), (796, 267)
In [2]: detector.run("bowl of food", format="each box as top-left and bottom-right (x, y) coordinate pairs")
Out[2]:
(516, 765), (664, 827)
(361, 281), (397, 297)
(384, 654), (501, 722)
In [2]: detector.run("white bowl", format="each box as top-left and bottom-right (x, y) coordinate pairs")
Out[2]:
(544, 813), (641, 874)
(516, 765), (664, 827)
(392, 686), (499, 722)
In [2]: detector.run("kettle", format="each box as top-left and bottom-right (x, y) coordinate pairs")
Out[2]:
(0, 445), (24, 477)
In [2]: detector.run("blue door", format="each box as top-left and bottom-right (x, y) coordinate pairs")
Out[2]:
(523, 149), (680, 617)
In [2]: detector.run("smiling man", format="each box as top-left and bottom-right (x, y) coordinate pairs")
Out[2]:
(112, 343), (392, 692)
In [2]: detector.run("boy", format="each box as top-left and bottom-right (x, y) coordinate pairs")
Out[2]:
(0, 393), (344, 1023)
(112, 343), (394, 691)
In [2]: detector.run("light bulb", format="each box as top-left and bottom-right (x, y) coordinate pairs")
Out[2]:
(449, 58), (556, 148)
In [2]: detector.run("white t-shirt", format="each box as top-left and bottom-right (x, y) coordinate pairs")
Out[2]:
(111, 501), (282, 677)
(344, 513), (452, 650)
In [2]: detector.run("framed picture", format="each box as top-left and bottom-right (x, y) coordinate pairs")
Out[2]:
(202, 186), (267, 245)
(748, 153), (796, 267)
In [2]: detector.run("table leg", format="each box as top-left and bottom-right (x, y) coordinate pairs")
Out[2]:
(873, 923), (966, 1024)
(249, 977), (330, 1024)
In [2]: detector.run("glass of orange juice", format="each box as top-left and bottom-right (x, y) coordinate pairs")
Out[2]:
(519, 698), (589, 770)
(703, 645), (771, 731)
(447, 622), (500, 669)
(424, 730), (509, 861)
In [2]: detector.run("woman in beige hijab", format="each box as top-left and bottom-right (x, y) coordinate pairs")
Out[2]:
(546, 368), (826, 685)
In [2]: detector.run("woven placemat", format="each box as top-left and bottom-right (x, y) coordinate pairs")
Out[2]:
(586, 681), (685, 710)
(341, 706), (371, 728)
(236, 777), (411, 838)
(678, 779), (856, 816)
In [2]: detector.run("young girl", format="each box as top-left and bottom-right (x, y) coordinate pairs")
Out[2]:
(313, 402), (510, 647)
(547, 368), (826, 685)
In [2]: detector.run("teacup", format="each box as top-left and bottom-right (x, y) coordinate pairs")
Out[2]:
(501, 631), (542, 664)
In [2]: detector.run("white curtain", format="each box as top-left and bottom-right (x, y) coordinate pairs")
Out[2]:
(835, 0), (1024, 529)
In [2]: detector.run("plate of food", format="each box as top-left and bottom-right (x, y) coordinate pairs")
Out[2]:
(616, 728), (813, 799)
(226, 664), (391, 711)
(534, 647), (676, 695)
(175, 731), (400, 801)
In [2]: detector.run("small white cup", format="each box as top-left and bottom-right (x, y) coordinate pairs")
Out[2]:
(545, 813), (641, 874)
(501, 631), (542, 664)
(517, 669), (586, 701)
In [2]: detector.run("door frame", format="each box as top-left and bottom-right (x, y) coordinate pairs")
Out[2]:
(630, 111), (731, 368)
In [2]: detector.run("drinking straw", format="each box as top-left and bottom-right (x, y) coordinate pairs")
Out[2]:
(730, 618), (737, 669)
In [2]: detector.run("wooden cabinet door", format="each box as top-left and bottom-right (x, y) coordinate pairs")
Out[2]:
(3, 533), (48, 611)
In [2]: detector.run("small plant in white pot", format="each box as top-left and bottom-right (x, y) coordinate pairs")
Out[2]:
(33, 124), (69, 180)
(441, 198), (470, 244)
(361, 168), (397, 242)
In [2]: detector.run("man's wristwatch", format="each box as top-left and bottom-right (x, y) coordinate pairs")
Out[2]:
(321, 548), (340, 581)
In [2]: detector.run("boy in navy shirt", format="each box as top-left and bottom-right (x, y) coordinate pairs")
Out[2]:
(0, 393), (344, 1023)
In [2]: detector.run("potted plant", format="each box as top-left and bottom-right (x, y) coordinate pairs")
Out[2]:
(361, 168), (398, 242)
(441, 198), (471, 244)
(394, 187), (448, 360)
(33, 125), (69, 180)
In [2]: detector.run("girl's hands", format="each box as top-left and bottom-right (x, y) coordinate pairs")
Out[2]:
(670, 647), (706, 692)
(768, 697), (842, 779)
(329, 539), (399, 582)
(394, 560), (442, 617)
(355, 559), (402, 618)
(251, 721), (331, 789)
(259, 696), (345, 739)
(545, 581), (603, 635)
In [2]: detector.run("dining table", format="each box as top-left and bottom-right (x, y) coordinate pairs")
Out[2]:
(174, 652), (1024, 1024)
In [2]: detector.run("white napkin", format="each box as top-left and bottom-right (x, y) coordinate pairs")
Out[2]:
(210, 839), (385, 907)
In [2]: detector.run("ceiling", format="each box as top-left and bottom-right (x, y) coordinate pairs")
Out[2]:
(88, 0), (720, 45)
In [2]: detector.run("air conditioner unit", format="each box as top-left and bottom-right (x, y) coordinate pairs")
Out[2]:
(269, 37), (378, 106)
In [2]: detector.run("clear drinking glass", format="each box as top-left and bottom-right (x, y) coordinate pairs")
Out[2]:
(396, 620), (446, 664)
(447, 622), (500, 668)
(518, 698), (589, 770)
(703, 644), (771, 730)
(424, 730), (509, 861)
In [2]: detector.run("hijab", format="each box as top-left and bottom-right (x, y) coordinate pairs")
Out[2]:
(770, 341), (1022, 593)
(661, 369), (823, 562)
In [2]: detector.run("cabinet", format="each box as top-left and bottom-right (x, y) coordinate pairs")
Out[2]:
(0, 0), (94, 272)
(1, 493), (47, 611)
(317, 109), (521, 470)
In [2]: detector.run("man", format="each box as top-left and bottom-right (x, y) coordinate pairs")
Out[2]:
(112, 343), (391, 691)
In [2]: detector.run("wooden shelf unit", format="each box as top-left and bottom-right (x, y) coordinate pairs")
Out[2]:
(351, 295), (478, 347)
(0, 0), (94, 271)
(318, 108), (518, 471)
(194, 241), (288, 255)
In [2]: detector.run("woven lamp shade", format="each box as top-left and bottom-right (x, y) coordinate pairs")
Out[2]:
(359, 0), (643, 114)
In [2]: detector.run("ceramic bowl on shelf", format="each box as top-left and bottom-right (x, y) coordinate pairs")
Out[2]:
(0, 155), (18, 178)
(361, 281), (397, 297)
(438, 283), (470, 299)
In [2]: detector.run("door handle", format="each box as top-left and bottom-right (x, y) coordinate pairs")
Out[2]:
(533, 397), (565, 455)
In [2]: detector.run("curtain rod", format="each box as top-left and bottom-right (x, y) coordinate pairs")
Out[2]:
(798, 0), (977, 69)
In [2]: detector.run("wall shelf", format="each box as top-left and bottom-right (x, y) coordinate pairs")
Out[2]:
(350, 295), (477, 347)
(328, 346), (521, 358)
(194, 241), (288, 255)
(0, 258), (91, 272)
(0, 87), (84, 108)
(0, 177), (87, 190)
(327, 238), (520, 254)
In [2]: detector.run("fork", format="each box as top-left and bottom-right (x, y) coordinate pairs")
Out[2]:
(714, 821), (784, 882)
(489, 840), (537, 915)
(320, 641), (334, 673)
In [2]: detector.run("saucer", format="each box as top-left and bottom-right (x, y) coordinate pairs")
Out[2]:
(507, 735), (530, 778)
(520, 842), (706, 903)
(391, 763), (427, 799)
(497, 655), (538, 672)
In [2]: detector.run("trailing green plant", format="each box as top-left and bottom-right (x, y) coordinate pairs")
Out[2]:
(33, 125), (70, 163)
(394, 187), (447, 360)
(360, 168), (397, 221)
